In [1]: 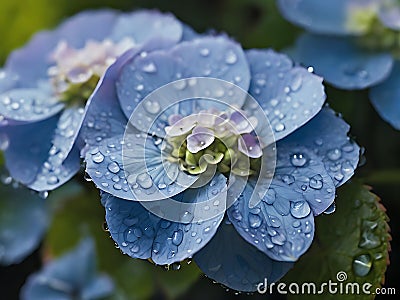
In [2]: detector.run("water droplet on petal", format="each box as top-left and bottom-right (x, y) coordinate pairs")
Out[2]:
(290, 153), (307, 167)
(225, 50), (237, 64)
(290, 74), (303, 91)
(144, 100), (160, 114)
(142, 62), (157, 73)
(274, 123), (285, 132)
(353, 254), (372, 277)
(136, 173), (153, 189)
(290, 201), (311, 218)
(0, 133), (10, 151)
(107, 162), (120, 173)
(327, 148), (342, 161)
(249, 214), (262, 228)
(172, 229), (184, 246)
(92, 152), (104, 163)
(281, 174), (295, 185)
(200, 48), (210, 56)
(309, 174), (323, 190)
(47, 175), (59, 185)
(324, 202), (336, 214)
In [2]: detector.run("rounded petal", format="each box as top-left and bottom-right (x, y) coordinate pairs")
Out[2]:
(0, 88), (63, 122)
(170, 36), (250, 92)
(292, 34), (393, 90)
(104, 174), (227, 265)
(0, 185), (48, 266)
(117, 37), (250, 123)
(21, 238), (111, 300)
(277, 0), (378, 35)
(227, 177), (318, 262)
(0, 69), (20, 94)
(194, 222), (293, 292)
(282, 107), (360, 187)
(244, 49), (326, 142)
(110, 10), (183, 45)
(85, 133), (198, 201)
(370, 61), (400, 130)
(56, 10), (117, 48)
(28, 145), (81, 192)
(1, 115), (59, 185)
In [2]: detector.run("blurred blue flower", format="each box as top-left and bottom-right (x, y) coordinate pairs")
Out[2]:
(0, 182), (49, 266)
(277, 0), (400, 129)
(0, 9), (192, 191)
(82, 31), (360, 292)
(21, 238), (113, 300)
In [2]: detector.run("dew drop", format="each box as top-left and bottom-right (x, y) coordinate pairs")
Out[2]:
(172, 229), (184, 246)
(47, 175), (59, 185)
(225, 50), (237, 64)
(327, 148), (342, 161)
(352, 254), (372, 277)
(249, 214), (262, 229)
(324, 202), (336, 214)
(290, 201), (311, 218)
(92, 152), (104, 163)
(142, 62), (157, 73)
(309, 174), (323, 190)
(200, 48), (210, 56)
(144, 100), (160, 114)
(107, 162), (120, 173)
(274, 123), (285, 132)
(290, 74), (302, 91)
(136, 173), (153, 189)
(281, 174), (295, 185)
(290, 153), (307, 167)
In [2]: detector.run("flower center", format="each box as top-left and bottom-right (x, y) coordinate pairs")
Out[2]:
(347, 2), (400, 57)
(48, 38), (135, 105)
(164, 109), (262, 176)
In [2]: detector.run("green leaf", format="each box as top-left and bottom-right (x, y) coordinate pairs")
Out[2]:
(283, 181), (390, 300)
(44, 182), (201, 300)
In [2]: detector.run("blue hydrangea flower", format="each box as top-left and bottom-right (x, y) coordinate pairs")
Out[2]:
(277, 0), (400, 129)
(0, 9), (193, 192)
(21, 238), (113, 300)
(0, 182), (49, 266)
(81, 32), (360, 291)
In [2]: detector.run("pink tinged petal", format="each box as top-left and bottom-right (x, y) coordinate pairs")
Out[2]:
(67, 67), (93, 84)
(238, 133), (262, 158)
(168, 114), (183, 125)
(230, 111), (258, 134)
(187, 126), (215, 153)
(165, 114), (198, 137)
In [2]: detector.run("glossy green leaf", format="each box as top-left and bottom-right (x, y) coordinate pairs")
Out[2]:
(283, 181), (390, 300)
(44, 183), (201, 300)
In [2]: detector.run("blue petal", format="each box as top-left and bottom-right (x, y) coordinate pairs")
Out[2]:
(0, 88), (63, 122)
(277, 0), (377, 35)
(194, 222), (293, 292)
(244, 49), (326, 142)
(28, 145), (81, 192)
(80, 50), (134, 149)
(110, 10), (183, 45)
(292, 34), (393, 90)
(0, 185), (48, 266)
(282, 107), (360, 187)
(104, 174), (227, 265)
(370, 61), (400, 130)
(5, 31), (64, 84)
(1, 115), (59, 185)
(56, 10), (117, 48)
(85, 133), (198, 201)
(117, 36), (250, 123)
(0, 69), (20, 94)
(170, 36), (250, 92)
(81, 276), (114, 300)
(21, 238), (112, 300)
(227, 177), (317, 262)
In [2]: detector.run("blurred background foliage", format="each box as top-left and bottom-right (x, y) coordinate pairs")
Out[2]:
(0, 0), (399, 299)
